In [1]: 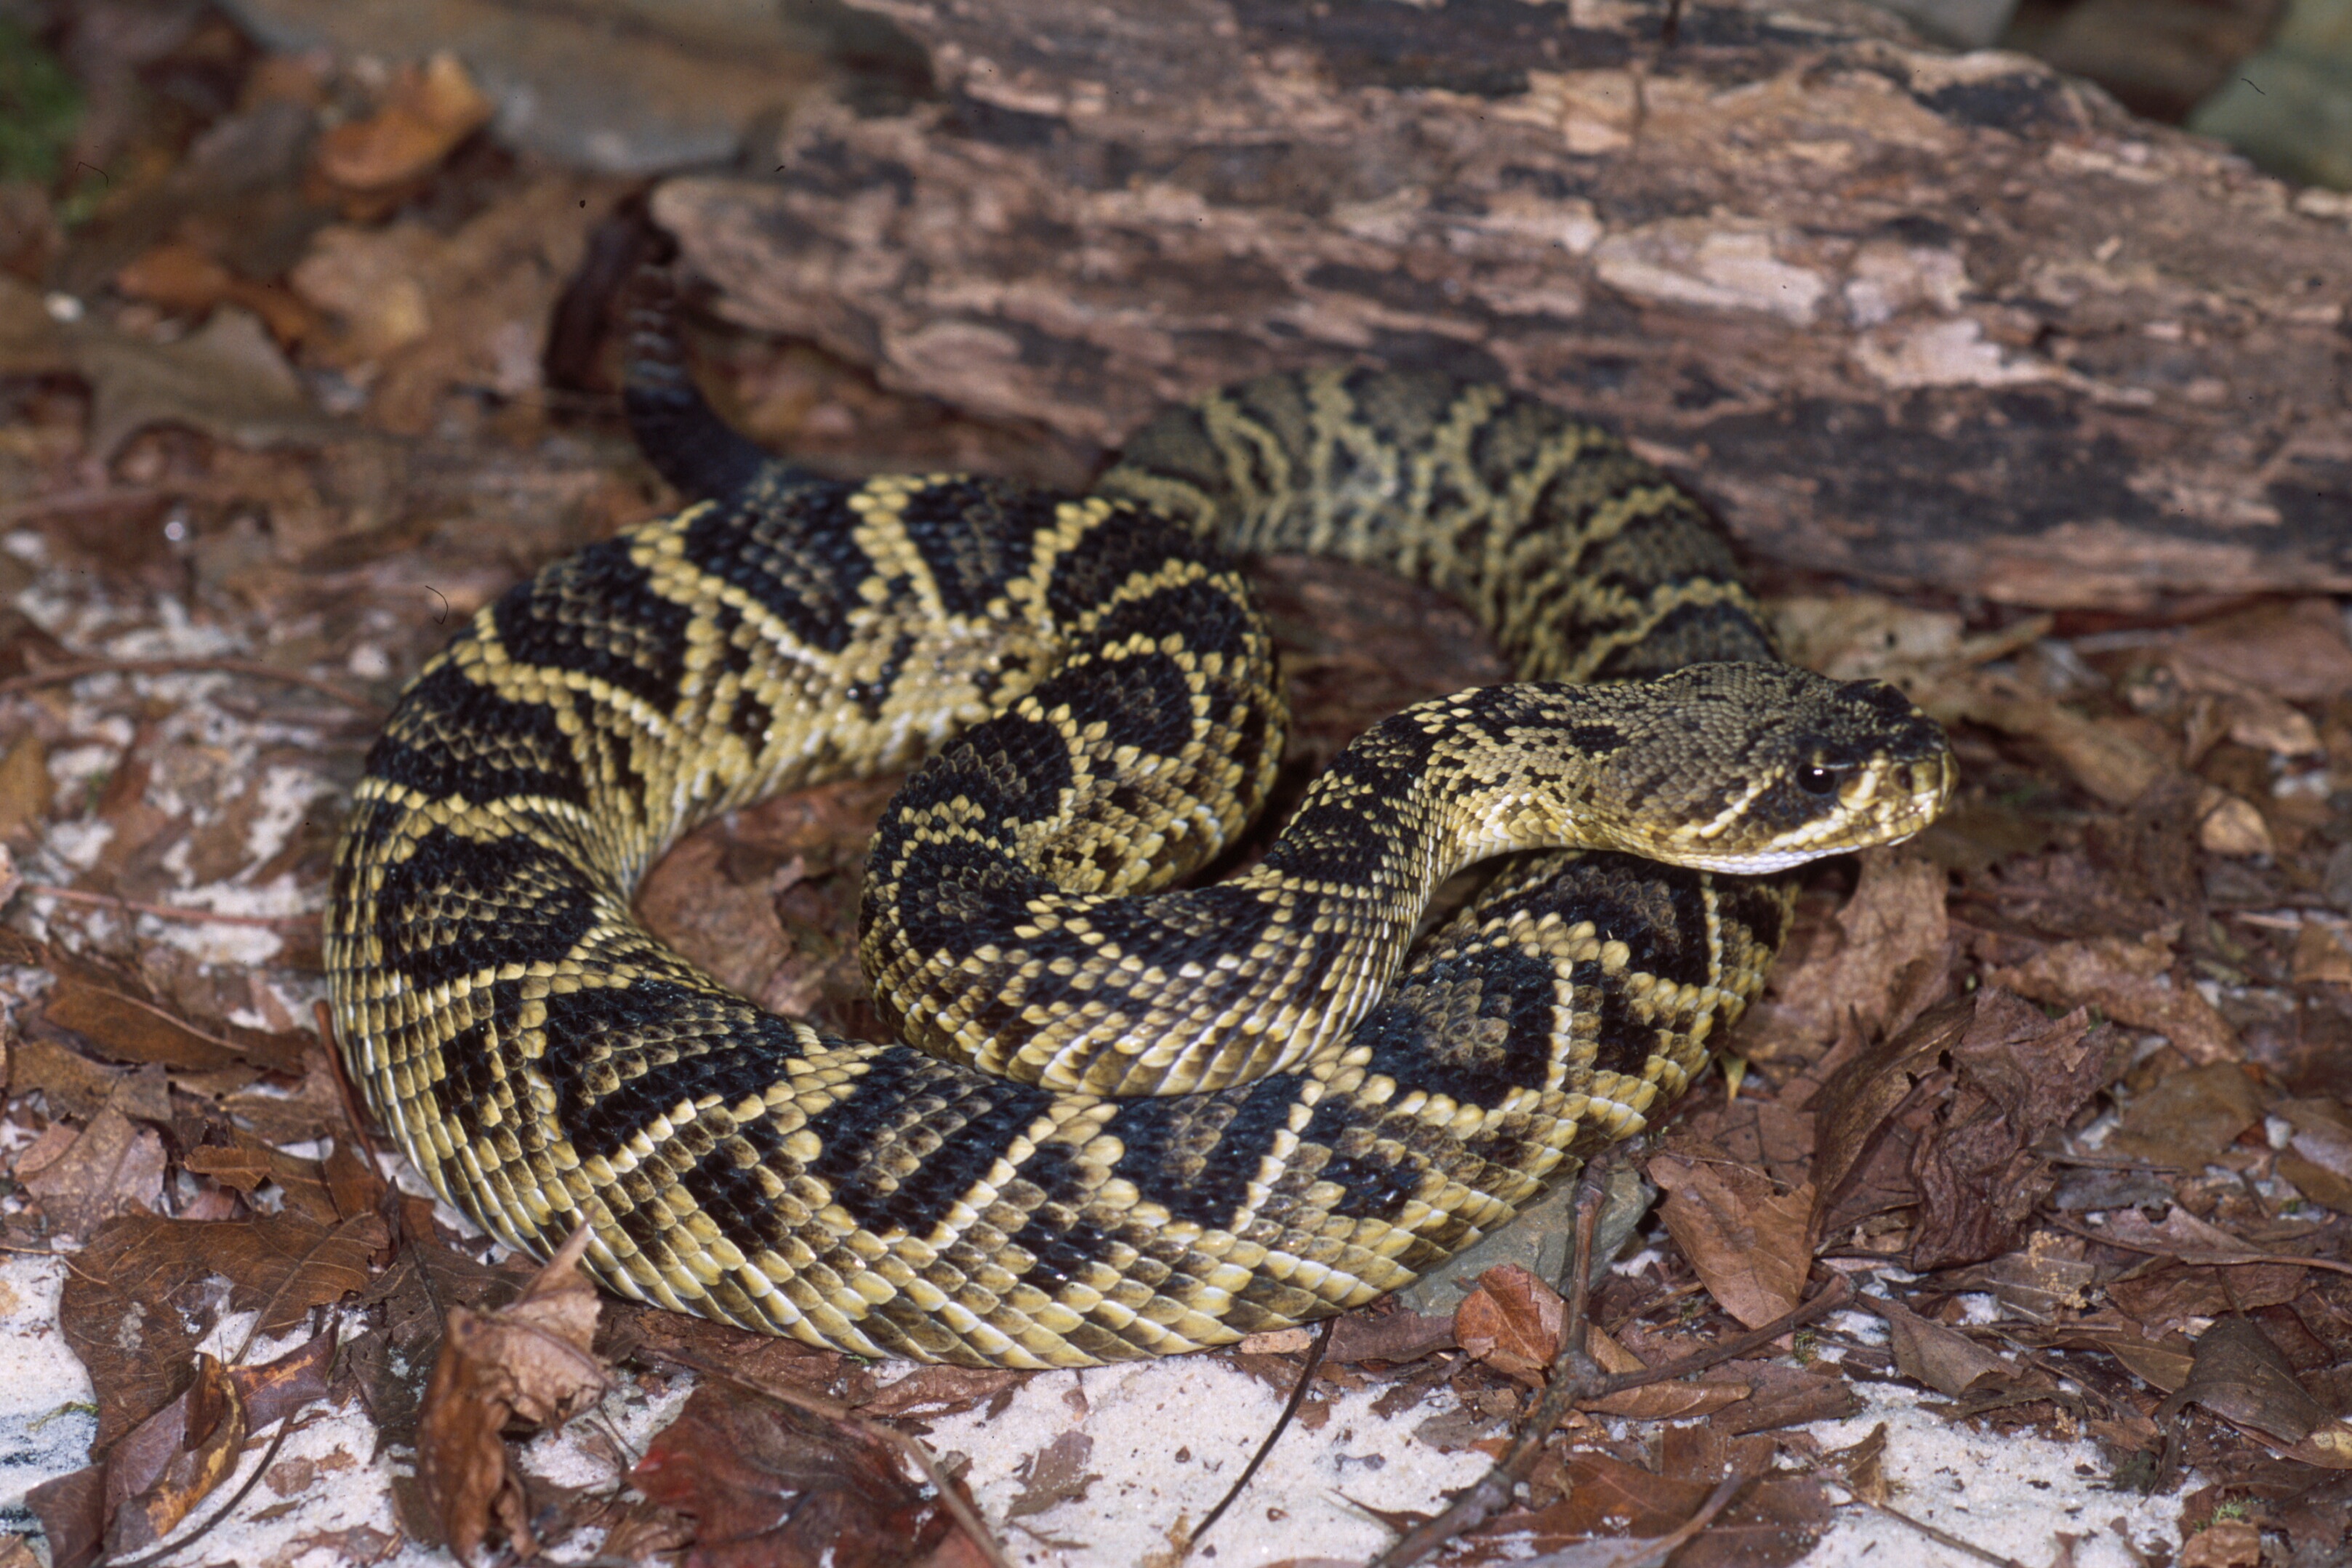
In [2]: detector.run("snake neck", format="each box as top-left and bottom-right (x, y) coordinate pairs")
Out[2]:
(860, 682), (1684, 1098)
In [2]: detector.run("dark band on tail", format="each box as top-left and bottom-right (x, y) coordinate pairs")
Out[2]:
(622, 265), (787, 503)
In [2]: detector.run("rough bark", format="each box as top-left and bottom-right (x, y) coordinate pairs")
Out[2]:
(651, 0), (2352, 609)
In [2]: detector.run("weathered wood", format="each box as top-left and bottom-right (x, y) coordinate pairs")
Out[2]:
(652, 0), (2352, 609)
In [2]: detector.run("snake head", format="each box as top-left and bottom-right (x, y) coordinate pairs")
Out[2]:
(1588, 662), (1956, 874)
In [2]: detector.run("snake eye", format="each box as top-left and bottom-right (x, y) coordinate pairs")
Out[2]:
(1797, 764), (1840, 796)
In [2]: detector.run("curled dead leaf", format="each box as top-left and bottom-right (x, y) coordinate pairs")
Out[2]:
(416, 1228), (609, 1563)
(316, 53), (495, 193)
(100, 1353), (246, 1559)
(1982, 932), (2238, 1065)
(1453, 1263), (1564, 1383)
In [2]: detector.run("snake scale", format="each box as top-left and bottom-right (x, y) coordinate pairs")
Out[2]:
(326, 284), (1953, 1367)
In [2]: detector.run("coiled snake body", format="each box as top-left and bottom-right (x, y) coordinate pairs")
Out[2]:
(328, 336), (1952, 1367)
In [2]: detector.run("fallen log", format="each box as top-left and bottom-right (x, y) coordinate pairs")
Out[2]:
(653, 0), (2352, 609)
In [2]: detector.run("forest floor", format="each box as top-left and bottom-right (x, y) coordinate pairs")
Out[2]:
(2, 14), (2351, 1568)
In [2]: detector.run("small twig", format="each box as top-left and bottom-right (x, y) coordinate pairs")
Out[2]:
(1844, 1492), (2031, 1568)
(1372, 1261), (1855, 1568)
(0, 656), (386, 719)
(659, 1351), (1016, 1568)
(1602, 1277), (1706, 1333)
(21, 883), (318, 930)
(2050, 1218), (2352, 1278)
(1372, 1157), (1618, 1568)
(1189, 1316), (1333, 1556)
(99, 1412), (295, 1568)
(1597, 1276), (1855, 1394)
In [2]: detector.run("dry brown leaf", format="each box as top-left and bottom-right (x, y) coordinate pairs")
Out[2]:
(2165, 599), (2352, 705)
(1584, 1330), (1752, 1421)
(2276, 1100), (2352, 1213)
(1454, 1263), (1565, 1383)
(316, 53), (495, 192)
(61, 1210), (385, 1452)
(2180, 1519), (2263, 1568)
(76, 304), (338, 458)
(42, 965), (288, 1074)
(1808, 993), (1973, 1236)
(1471, 1452), (1832, 1568)
(1909, 995), (2127, 1269)
(1736, 849), (1951, 1064)
(2161, 1317), (2352, 1470)
(1826, 1421), (1890, 1505)
(100, 1353), (246, 1559)
(21, 1089), (167, 1240)
(25, 1467), (107, 1568)
(1770, 595), (2044, 686)
(1983, 931), (2239, 1064)
(2193, 785), (2275, 858)
(1649, 1157), (1813, 1330)
(2105, 1063), (2266, 1167)
(1868, 1294), (2015, 1398)
(417, 1229), (609, 1563)
(7, 1034), (130, 1122)
(1948, 670), (2174, 808)
(1005, 1430), (1099, 1523)
(630, 1380), (968, 1568)
(113, 239), (318, 344)
(2292, 923), (2352, 986)
(289, 177), (608, 433)
(0, 733), (51, 838)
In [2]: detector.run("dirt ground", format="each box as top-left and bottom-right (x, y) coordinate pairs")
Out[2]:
(1, 9), (2351, 1568)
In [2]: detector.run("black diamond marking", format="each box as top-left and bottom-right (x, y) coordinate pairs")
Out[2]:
(803, 1054), (1053, 1239)
(1296, 1097), (1424, 1223)
(1077, 576), (1257, 664)
(675, 1115), (795, 1255)
(428, 978), (526, 1146)
(870, 835), (1060, 960)
(538, 981), (808, 1161)
(681, 485), (875, 656)
(1026, 648), (1203, 763)
(1107, 1077), (1301, 1231)
(1588, 973), (1656, 1079)
(1354, 938), (1562, 1109)
(366, 662), (587, 808)
(374, 827), (597, 992)
(894, 478), (1048, 617)
(888, 707), (1078, 830)
(1043, 506), (1227, 624)
(493, 539), (694, 712)
(851, 630), (918, 720)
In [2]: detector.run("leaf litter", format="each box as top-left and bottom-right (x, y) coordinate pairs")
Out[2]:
(1, 16), (2351, 1568)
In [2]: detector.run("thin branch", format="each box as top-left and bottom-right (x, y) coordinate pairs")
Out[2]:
(2051, 1218), (2352, 1278)
(0, 657), (386, 719)
(1189, 1316), (1334, 1556)
(99, 1412), (296, 1568)
(21, 883), (318, 930)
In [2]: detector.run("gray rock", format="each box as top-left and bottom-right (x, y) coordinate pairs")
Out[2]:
(1398, 1164), (1655, 1315)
